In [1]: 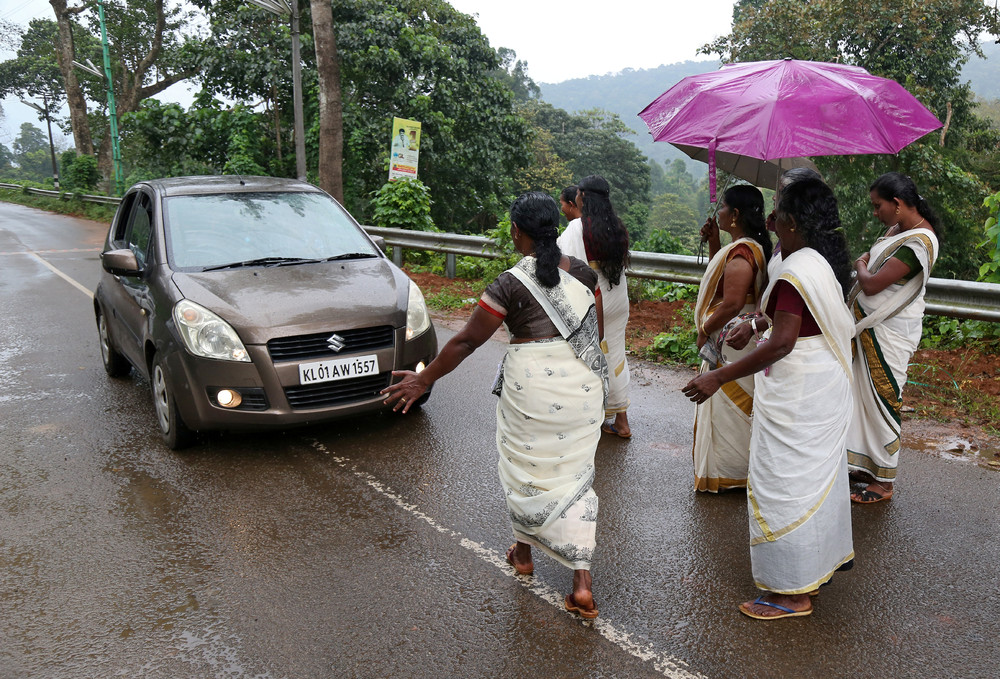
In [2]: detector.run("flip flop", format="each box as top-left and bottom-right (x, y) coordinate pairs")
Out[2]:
(739, 596), (812, 620)
(564, 593), (599, 619)
(505, 543), (533, 575)
(600, 423), (632, 439)
(851, 486), (893, 504)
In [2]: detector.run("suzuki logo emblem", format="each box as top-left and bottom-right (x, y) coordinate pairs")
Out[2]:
(326, 333), (346, 353)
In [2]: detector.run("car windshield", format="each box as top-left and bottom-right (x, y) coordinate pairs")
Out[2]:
(162, 191), (379, 270)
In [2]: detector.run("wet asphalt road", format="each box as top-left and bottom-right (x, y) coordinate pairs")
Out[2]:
(0, 201), (998, 679)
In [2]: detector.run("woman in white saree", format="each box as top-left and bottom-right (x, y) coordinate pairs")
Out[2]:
(847, 173), (940, 503)
(382, 192), (609, 619)
(683, 178), (855, 620)
(691, 185), (770, 492)
(557, 175), (633, 438)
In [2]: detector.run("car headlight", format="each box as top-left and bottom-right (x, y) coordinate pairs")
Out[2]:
(405, 281), (431, 340)
(172, 299), (251, 362)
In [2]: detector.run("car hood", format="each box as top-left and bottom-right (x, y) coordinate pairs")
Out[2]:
(170, 258), (410, 344)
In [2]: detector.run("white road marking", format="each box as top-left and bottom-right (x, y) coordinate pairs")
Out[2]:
(306, 437), (705, 679)
(26, 251), (94, 299)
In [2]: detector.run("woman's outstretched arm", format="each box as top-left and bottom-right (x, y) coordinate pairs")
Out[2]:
(381, 306), (504, 413)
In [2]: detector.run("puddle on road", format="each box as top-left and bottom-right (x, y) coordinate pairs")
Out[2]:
(905, 432), (1000, 469)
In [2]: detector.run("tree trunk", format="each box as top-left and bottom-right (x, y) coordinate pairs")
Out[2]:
(49, 0), (93, 156)
(310, 0), (343, 201)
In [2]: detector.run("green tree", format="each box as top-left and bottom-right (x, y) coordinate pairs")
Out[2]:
(647, 192), (700, 252)
(39, 0), (203, 188)
(120, 99), (275, 182)
(531, 102), (651, 241)
(0, 19), (68, 110)
(329, 0), (532, 230)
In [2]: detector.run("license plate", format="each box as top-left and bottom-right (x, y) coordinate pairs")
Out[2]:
(298, 354), (380, 385)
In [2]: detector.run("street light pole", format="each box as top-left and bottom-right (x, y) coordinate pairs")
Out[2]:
(21, 95), (60, 190)
(247, 0), (307, 181)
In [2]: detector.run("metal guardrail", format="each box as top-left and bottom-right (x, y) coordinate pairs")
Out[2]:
(0, 182), (123, 205)
(1, 183), (997, 321)
(368, 226), (1000, 323)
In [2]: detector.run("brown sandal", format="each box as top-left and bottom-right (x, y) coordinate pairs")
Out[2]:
(564, 593), (599, 619)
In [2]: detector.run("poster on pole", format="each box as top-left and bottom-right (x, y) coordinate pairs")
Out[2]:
(388, 117), (421, 181)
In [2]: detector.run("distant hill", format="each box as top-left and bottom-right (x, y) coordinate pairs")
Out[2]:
(539, 43), (998, 177)
(539, 60), (721, 173)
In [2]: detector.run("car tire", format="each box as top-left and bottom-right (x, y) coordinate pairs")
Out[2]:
(150, 355), (195, 450)
(97, 308), (132, 378)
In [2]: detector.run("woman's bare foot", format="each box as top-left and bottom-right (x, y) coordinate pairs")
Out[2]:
(739, 593), (812, 619)
(505, 542), (534, 575)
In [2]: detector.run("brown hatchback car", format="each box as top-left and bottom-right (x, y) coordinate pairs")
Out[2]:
(94, 176), (437, 448)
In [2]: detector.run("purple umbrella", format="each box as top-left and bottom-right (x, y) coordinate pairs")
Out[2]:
(639, 58), (942, 200)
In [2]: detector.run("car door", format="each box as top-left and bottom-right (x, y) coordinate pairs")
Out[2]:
(111, 191), (156, 369)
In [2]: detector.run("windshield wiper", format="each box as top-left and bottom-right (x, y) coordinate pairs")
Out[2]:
(323, 252), (379, 261)
(202, 256), (315, 271)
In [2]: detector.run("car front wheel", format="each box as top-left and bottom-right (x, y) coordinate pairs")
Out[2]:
(97, 308), (131, 378)
(150, 355), (194, 450)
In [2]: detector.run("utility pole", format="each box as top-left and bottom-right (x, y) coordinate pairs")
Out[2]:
(247, 0), (307, 181)
(21, 95), (60, 190)
(96, 0), (124, 194)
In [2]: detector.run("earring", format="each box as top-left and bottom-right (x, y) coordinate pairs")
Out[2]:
(895, 206), (900, 215)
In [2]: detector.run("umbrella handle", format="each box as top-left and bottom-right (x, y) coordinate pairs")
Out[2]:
(702, 172), (736, 243)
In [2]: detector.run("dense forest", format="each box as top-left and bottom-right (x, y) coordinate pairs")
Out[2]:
(1, 0), (999, 281)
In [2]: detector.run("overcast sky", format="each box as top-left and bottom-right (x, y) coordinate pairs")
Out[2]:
(1, 0), (736, 144)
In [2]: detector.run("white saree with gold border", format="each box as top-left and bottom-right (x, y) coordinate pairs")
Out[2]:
(557, 219), (630, 417)
(495, 258), (609, 571)
(846, 228), (938, 482)
(691, 238), (767, 492)
(749, 248), (855, 594)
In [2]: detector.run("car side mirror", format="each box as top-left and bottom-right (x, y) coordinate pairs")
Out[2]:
(101, 248), (141, 276)
(371, 236), (387, 253)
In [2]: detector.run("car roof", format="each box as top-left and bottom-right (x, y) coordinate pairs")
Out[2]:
(139, 176), (325, 197)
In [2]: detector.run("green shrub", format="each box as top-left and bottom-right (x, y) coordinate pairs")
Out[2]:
(63, 153), (101, 192)
(370, 178), (436, 232)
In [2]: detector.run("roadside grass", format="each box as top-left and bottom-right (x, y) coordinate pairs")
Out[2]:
(0, 187), (118, 224)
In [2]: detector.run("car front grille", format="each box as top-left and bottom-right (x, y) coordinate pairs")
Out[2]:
(284, 373), (391, 410)
(267, 326), (395, 362)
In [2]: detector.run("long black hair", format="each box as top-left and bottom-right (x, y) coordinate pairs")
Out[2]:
(724, 184), (772, 261)
(510, 191), (562, 288)
(577, 174), (629, 287)
(870, 172), (942, 239)
(776, 178), (852, 297)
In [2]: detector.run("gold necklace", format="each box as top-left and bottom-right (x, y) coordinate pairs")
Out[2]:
(910, 218), (926, 230)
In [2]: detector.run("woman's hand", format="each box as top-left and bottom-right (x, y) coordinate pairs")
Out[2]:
(380, 370), (430, 414)
(725, 320), (754, 350)
(700, 217), (719, 243)
(855, 252), (871, 271)
(682, 371), (723, 404)
(696, 330), (708, 350)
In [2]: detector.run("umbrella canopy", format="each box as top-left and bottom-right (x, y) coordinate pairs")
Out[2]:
(639, 58), (942, 200)
(672, 144), (818, 189)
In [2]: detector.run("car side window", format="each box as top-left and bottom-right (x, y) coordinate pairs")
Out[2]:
(126, 193), (154, 270)
(111, 192), (139, 248)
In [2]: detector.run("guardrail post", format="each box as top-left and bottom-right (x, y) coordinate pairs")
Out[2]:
(446, 253), (456, 279)
(392, 246), (403, 267)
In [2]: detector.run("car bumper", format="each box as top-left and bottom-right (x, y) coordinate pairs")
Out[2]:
(165, 326), (437, 431)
